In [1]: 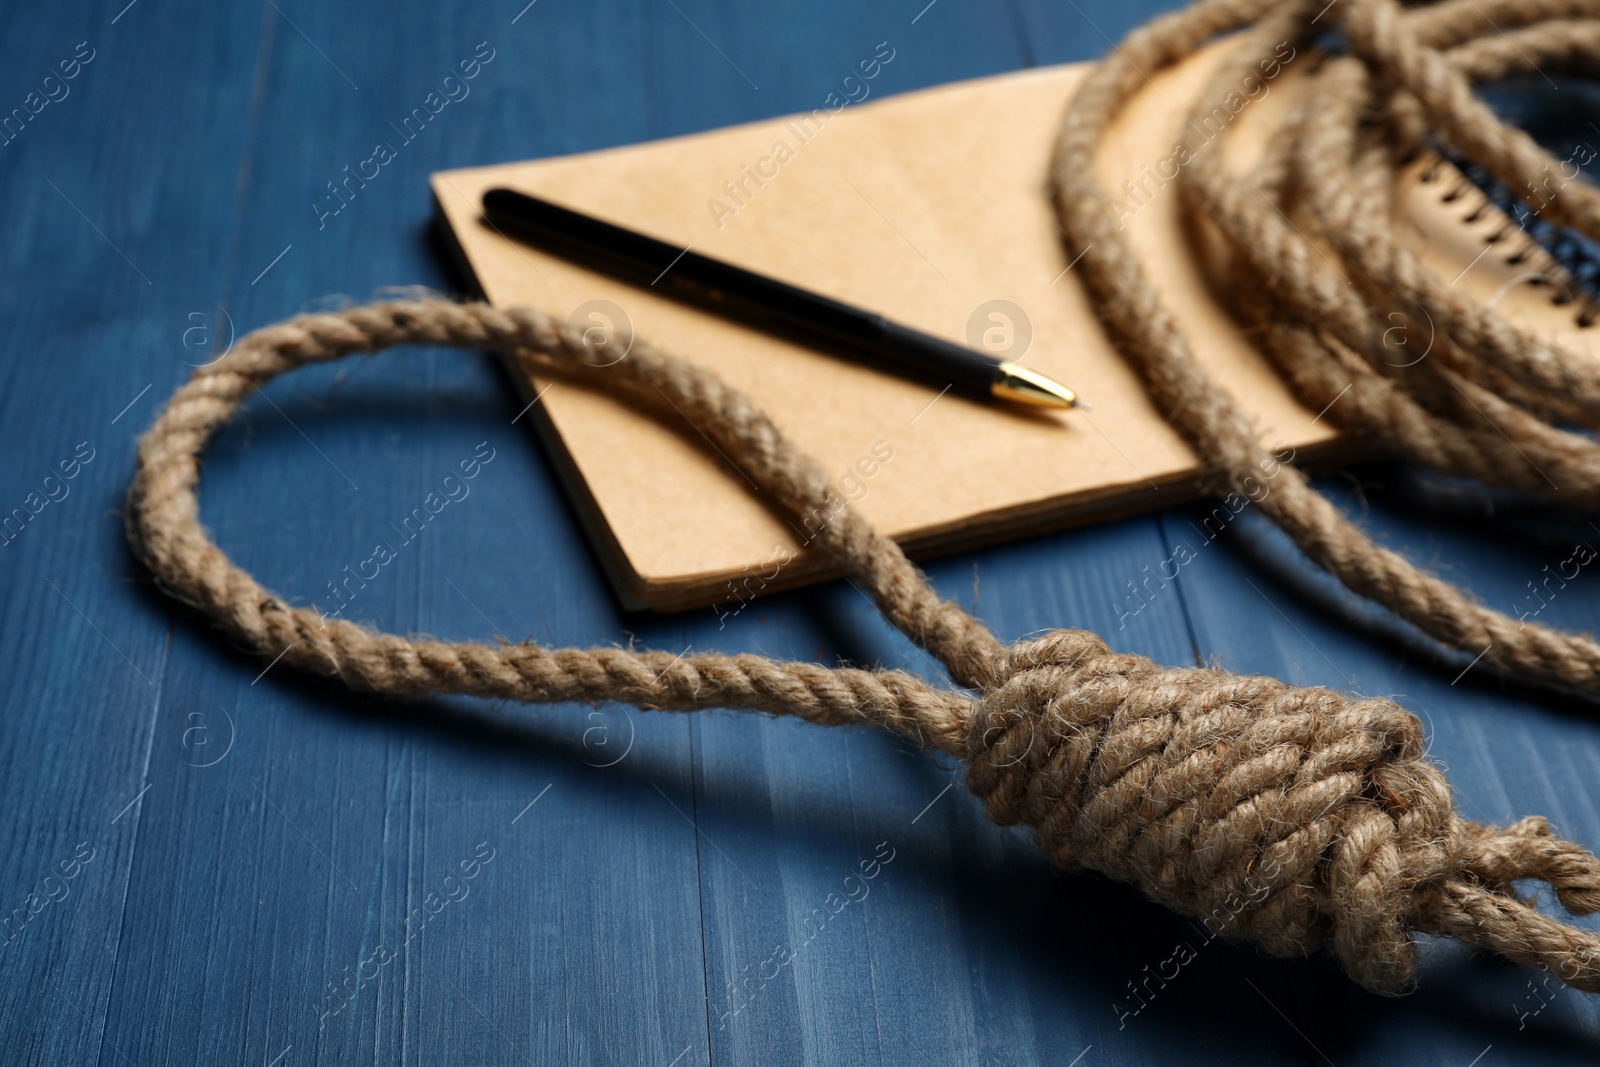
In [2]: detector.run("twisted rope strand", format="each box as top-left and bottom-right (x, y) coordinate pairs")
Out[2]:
(125, 0), (1600, 997)
(125, 302), (982, 754)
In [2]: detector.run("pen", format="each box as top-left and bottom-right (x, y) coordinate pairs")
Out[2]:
(481, 187), (1079, 410)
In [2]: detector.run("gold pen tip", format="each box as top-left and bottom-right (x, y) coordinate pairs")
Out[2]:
(992, 362), (1079, 409)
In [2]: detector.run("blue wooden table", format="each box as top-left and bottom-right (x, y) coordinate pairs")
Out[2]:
(5, 1), (1600, 1063)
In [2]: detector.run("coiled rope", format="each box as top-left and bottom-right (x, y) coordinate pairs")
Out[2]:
(1056, 0), (1600, 692)
(127, 0), (1600, 995)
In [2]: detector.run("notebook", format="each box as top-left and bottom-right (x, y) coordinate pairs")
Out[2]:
(431, 38), (1595, 611)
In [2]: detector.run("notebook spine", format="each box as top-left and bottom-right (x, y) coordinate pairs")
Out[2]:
(1423, 142), (1600, 327)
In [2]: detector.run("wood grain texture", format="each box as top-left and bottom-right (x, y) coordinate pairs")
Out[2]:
(3, 0), (1599, 1065)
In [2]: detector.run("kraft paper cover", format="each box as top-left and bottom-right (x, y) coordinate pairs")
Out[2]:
(432, 39), (1593, 610)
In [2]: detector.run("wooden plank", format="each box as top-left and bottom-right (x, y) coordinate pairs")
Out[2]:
(58, 1), (707, 1064)
(0, 3), (266, 1065)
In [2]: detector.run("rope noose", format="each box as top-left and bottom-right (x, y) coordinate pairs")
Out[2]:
(127, 0), (1600, 996)
(126, 300), (1600, 994)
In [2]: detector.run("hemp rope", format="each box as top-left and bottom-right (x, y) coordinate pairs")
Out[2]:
(1055, 0), (1600, 693)
(125, 0), (1600, 996)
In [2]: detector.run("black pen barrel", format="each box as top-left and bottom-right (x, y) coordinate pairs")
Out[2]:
(482, 187), (991, 397)
(872, 321), (1000, 395)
